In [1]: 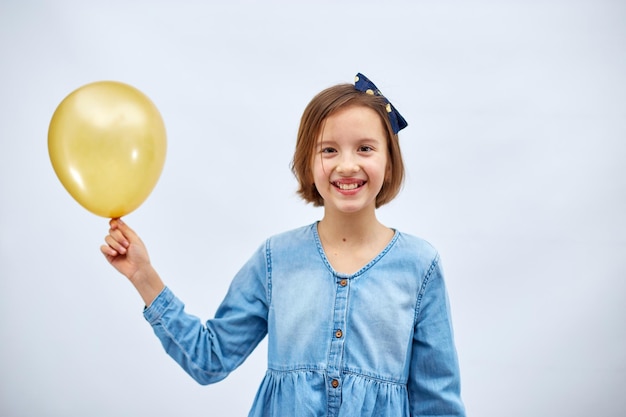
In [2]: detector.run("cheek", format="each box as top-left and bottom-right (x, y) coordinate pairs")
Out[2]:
(382, 150), (392, 180)
(311, 156), (327, 182)
(385, 162), (392, 181)
(310, 164), (320, 185)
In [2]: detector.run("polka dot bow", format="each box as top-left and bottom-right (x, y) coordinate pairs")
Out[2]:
(354, 73), (408, 134)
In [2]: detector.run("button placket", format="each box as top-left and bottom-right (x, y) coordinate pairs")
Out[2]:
(327, 277), (349, 414)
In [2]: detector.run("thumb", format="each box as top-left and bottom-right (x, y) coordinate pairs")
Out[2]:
(109, 218), (138, 238)
(110, 218), (142, 245)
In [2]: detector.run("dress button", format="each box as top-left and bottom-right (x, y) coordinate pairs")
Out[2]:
(331, 379), (339, 388)
(339, 279), (347, 287)
(335, 329), (343, 338)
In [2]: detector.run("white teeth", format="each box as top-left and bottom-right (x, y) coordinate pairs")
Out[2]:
(337, 183), (359, 190)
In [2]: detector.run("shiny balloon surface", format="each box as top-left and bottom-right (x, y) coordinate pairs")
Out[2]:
(48, 81), (166, 218)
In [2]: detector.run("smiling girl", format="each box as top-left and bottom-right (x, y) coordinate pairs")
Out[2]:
(101, 73), (466, 416)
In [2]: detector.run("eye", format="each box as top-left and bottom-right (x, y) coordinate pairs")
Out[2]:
(321, 147), (337, 154)
(358, 145), (374, 152)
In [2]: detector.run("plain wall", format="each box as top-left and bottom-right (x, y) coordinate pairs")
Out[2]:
(1, 1), (624, 416)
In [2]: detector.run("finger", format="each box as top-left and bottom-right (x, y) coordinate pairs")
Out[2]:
(108, 227), (129, 249)
(100, 243), (119, 257)
(109, 217), (121, 230)
(104, 234), (127, 255)
(111, 218), (140, 243)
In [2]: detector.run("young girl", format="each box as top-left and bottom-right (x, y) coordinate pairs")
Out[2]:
(101, 73), (466, 416)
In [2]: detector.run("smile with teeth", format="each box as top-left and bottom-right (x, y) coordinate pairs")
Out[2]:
(333, 180), (365, 190)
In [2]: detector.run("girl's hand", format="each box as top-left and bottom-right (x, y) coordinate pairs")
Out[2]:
(100, 218), (164, 306)
(101, 218), (148, 279)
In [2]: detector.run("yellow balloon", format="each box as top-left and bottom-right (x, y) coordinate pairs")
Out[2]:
(48, 81), (167, 218)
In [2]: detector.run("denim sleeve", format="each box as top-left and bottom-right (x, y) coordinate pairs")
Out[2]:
(143, 243), (269, 385)
(408, 255), (466, 416)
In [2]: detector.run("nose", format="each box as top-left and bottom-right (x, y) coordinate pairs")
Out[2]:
(336, 153), (359, 174)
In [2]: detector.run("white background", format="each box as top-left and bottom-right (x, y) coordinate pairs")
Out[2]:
(1, 1), (624, 416)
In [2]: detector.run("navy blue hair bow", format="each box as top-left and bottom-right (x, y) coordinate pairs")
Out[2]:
(354, 73), (408, 134)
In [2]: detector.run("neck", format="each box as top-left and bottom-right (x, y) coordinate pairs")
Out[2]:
(318, 206), (387, 245)
(317, 207), (395, 276)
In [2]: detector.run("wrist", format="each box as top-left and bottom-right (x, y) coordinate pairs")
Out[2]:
(130, 265), (165, 307)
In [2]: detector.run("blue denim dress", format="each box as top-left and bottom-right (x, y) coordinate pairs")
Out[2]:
(144, 223), (465, 416)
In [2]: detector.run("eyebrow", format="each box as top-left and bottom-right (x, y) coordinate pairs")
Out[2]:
(317, 138), (383, 146)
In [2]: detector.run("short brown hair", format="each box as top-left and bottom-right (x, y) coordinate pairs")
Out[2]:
(291, 83), (405, 208)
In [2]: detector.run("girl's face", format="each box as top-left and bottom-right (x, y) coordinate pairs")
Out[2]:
(312, 105), (389, 216)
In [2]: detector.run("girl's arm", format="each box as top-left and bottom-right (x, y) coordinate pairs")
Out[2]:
(143, 242), (269, 384)
(101, 219), (269, 385)
(100, 218), (165, 307)
(408, 257), (466, 417)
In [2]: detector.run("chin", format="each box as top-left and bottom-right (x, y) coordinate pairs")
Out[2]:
(335, 202), (375, 215)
